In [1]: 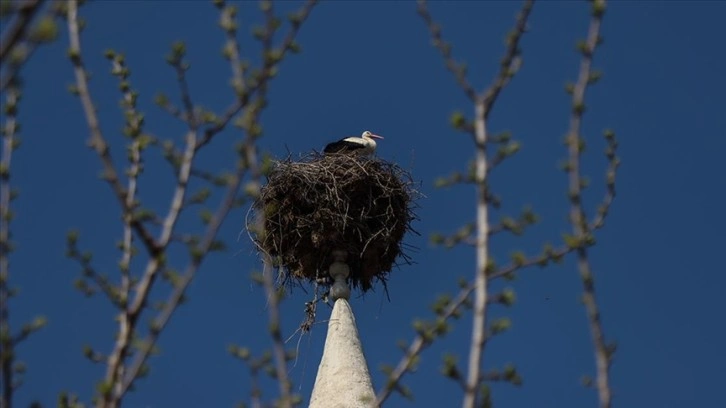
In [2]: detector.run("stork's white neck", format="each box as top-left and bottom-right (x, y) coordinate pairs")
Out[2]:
(355, 136), (376, 155)
(362, 136), (377, 150)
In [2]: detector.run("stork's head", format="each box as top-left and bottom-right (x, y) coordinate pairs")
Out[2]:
(362, 130), (383, 140)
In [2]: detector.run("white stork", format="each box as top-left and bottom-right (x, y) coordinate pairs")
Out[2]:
(323, 130), (384, 155)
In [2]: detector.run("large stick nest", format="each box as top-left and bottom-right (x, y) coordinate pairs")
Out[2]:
(250, 153), (419, 292)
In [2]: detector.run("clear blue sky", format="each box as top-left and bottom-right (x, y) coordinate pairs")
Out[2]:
(6, 1), (725, 407)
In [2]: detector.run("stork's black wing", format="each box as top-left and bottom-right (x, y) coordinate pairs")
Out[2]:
(324, 140), (362, 154)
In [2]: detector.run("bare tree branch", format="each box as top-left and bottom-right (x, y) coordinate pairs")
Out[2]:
(377, 243), (570, 405)
(120, 159), (246, 395)
(386, 2), (617, 406)
(116, 1), (318, 402)
(66, 0), (159, 256)
(65, 1), (205, 405)
(463, 97), (492, 408)
(65, 2), (174, 404)
(400, 3), (537, 405)
(261, 258), (294, 406)
(564, 1), (613, 407)
(0, 83), (48, 408)
(0, 2), (65, 396)
(465, 2), (533, 406)
(0, 83), (21, 408)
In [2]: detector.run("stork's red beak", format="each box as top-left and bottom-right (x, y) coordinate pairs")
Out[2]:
(369, 133), (383, 140)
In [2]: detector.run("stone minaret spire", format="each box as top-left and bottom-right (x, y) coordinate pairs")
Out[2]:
(309, 250), (376, 407)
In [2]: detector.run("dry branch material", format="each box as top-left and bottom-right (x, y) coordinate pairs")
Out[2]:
(251, 153), (418, 292)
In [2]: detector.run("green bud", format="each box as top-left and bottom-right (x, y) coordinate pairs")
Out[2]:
(30, 17), (59, 43)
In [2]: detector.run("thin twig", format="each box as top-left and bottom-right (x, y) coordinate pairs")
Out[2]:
(0, 0), (64, 93)
(0, 0), (44, 61)
(0, 41), (36, 93)
(175, 65), (197, 130)
(261, 258), (294, 406)
(196, 0), (317, 151)
(416, 0), (477, 102)
(377, 283), (471, 405)
(66, 242), (123, 307)
(480, 0), (534, 117)
(589, 132), (618, 231)
(253, 3), (294, 403)
(216, 0), (246, 95)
